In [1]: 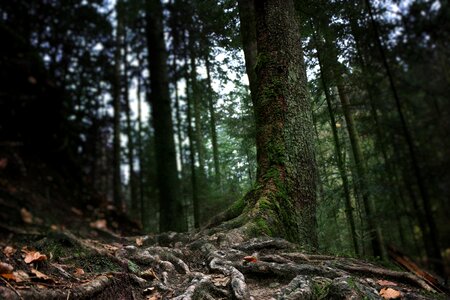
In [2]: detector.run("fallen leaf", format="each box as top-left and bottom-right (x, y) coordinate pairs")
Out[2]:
(31, 268), (54, 282)
(12, 270), (30, 282)
(74, 268), (85, 277)
(140, 268), (159, 281)
(0, 158), (7, 169)
(90, 219), (107, 230)
(71, 207), (83, 216)
(136, 237), (144, 246)
(377, 280), (398, 286)
(1, 273), (16, 280)
(50, 224), (59, 231)
(22, 249), (47, 264)
(243, 256), (258, 263)
(211, 275), (230, 287)
(0, 262), (14, 274)
(379, 287), (402, 299)
(21, 208), (33, 224)
(3, 246), (16, 258)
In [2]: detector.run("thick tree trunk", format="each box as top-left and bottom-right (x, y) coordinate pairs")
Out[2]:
(136, 72), (146, 228)
(113, 1), (123, 211)
(235, 0), (318, 250)
(146, 0), (186, 232)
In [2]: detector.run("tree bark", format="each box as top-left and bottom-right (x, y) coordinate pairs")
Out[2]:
(236, 0), (318, 250)
(146, 0), (186, 232)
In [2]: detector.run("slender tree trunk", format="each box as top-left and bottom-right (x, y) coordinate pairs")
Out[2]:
(146, 0), (186, 232)
(189, 38), (206, 181)
(184, 33), (199, 229)
(123, 33), (137, 215)
(314, 36), (359, 255)
(136, 72), (146, 228)
(336, 81), (384, 258)
(113, 1), (123, 211)
(205, 55), (221, 187)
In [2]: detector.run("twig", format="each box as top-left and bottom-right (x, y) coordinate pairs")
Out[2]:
(0, 276), (24, 300)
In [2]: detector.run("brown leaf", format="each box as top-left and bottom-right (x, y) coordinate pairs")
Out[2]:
(90, 219), (107, 230)
(12, 270), (30, 282)
(0, 262), (14, 274)
(21, 208), (33, 224)
(243, 256), (258, 263)
(50, 224), (59, 231)
(377, 280), (398, 286)
(1, 273), (16, 281)
(23, 249), (47, 264)
(211, 275), (230, 287)
(74, 268), (85, 277)
(3, 246), (16, 258)
(379, 287), (402, 299)
(31, 268), (54, 282)
(140, 268), (159, 281)
(136, 237), (144, 246)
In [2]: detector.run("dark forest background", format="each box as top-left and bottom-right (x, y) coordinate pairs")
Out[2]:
(0, 0), (449, 278)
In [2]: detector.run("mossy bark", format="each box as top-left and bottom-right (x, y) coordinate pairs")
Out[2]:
(237, 0), (318, 251)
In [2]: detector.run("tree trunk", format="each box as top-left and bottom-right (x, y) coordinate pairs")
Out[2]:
(145, 0), (186, 232)
(235, 0), (318, 250)
(136, 71), (146, 228)
(314, 35), (359, 255)
(113, 0), (123, 211)
(205, 55), (221, 188)
(335, 81), (385, 258)
(123, 33), (137, 216)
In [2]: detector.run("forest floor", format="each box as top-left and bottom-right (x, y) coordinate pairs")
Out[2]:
(0, 153), (448, 299)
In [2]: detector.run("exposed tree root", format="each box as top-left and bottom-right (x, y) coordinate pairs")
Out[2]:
(0, 228), (446, 299)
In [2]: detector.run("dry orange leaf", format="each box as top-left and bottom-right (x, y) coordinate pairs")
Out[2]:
(0, 262), (14, 274)
(243, 256), (258, 263)
(90, 219), (107, 230)
(3, 246), (17, 258)
(23, 250), (47, 264)
(136, 237), (144, 246)
(9, 270), (29, 283)
(379, 287), (402, 299)
(31, 268), (53, 282)
(74, 268), (85, 277)
(20, 208), (33, 224)
(1, 273), (16, 281)
(377, 280), (398, 286)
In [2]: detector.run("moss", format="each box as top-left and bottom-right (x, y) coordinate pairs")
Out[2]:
(311, 278), (332, 299)
(227, 197), (246, 218)
(75, 253), (120, 273)
(127, 260), (140, 274)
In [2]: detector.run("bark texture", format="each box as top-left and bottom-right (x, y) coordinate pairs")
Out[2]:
(235, 0), (318, 250)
